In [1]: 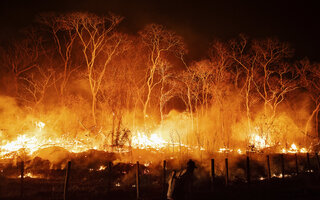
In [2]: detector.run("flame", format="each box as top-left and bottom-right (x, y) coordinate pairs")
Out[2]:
(282, 143), (308, 154)
(237, 149), (243, 154)
(0, 119), (311, 162)
(131, 132), (167, 149)
(218, 147), (232, 153)
(1, 121), (189, 159)
(18, 172), (41, 179)
(248, 133), (270, 150)
(35, 121), (45, 131)
(0, 121), (107, 159)
(300, 148), (307, 153)
(98, 165), (106, 171)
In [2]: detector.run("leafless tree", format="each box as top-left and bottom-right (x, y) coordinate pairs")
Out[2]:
(63, 12), (124, 125)
(139, 24), (186, 124)
(1, 31), (41, 96)
(229, 35), (255, 134)
(251, 38), (295, 118)
(37, 13), (79, 101)
(18, 65), (54, 108)
(297, 59), (320, 138)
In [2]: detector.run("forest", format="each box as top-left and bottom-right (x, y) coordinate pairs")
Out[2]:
(0, 12), (320, 160)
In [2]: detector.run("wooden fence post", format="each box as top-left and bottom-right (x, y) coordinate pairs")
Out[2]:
(211, 159), (215, 189)
(107, 161), (112, 193)
(295, 153), (299, 175)
(280, 154), (285, 179)
(306, 153), (311, 172)
(266, 155), (271, 180)
(64, 161), (71, 200)
(20, 161), (24, 199)
(136, 161), (140, 200)
(246, 156), (251, 184)
(316, 153), (320, 172)
(225, 158), (229, 186)
(162, 160), (167, 199)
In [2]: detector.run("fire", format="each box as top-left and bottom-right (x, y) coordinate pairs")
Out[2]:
(131, 132), (167, 150)
(0, 119), (311, 162)
(18, 172), (41, 179)
(218, 147), (232, 153)
(0, 121), (181, 160)
(248, 133), (270, 150)
(237, 149), (243, 154)
(289, 143), (298, 152)
(35, 121), (45, 131)
(281, 143), (308, 154)
(1, 134), (39, 156)
(98, 165), (106, 171)
(0, 121), (105, 159)
(300, 148), (307, 153)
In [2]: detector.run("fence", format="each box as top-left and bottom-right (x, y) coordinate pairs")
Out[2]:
(3, 152), (320, 200)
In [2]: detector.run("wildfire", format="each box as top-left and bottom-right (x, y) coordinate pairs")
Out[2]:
(0, 119), (311, 162)
(282, 143), (308, 154)
(98, 165), (106, 171)
(218, 147), (232, 153)
(0, 121), (104, 159)
(0, 121), (179, 160)
(18, 172), (41, 179)
(1, 134), (39, 156)
(248, 133), (270, 150)
(131, 132), (168, 150)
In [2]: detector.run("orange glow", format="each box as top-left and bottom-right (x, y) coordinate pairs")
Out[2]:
(281, 143), (308, 154)
(0, 14), (318, 169)
(131, 132), (167, 150)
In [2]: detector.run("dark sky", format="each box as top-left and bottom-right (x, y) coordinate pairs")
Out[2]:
(1, 0), (319, 61)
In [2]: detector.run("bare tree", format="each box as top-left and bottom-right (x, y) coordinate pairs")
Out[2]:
(251, 38), (295, 118)
(298, 59), (320, 138)
(229, 35), (255, 134)
(63, 12), (124, 125)
(139, 24), (186, 124)
(188, 60), (213, 117)
(177, 69), (199, 131)
(18, 65), (54, 108)
(1, 31), (41, 96)
(157, 59), (178, 124)
(37, 13), (79, 101)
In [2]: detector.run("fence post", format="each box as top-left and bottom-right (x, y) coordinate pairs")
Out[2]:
(20, 161), (24, 199)
(136, 161), (140, 200)
(162, 160), (167, 199)
(266, 155), (271, 180)
(280, 154), (285, 179)
(316, 153), (320, 172)
(306, 153), (311, 172)
(225, 158), (229, 186)
(246, 156), (251, 184)
(64, 161), (71, 200)
(107, 161), (112, 193)
(211, 158), (215, 190)
(295, 153), (299, 175)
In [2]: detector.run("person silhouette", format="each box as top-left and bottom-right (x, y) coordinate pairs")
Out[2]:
(167, 159), (197, 200)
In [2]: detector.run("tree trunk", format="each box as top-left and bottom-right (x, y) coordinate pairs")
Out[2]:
(92, 94), (97, 125)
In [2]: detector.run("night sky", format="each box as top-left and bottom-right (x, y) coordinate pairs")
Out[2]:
(1, 0), (319, 61)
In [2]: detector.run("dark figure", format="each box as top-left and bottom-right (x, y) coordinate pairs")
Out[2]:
(167, 159), (197, 200)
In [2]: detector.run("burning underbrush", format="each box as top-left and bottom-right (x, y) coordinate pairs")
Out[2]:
(1, 149), (319, 181)
(1, 131), (320, 200)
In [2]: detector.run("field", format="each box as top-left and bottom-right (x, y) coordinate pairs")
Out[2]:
(1, 151), (320, 200)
